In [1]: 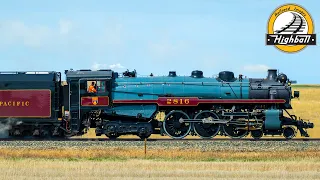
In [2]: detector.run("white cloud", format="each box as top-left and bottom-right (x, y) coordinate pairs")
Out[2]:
(0, 21), (52, 47)
(109, 63), (125, 69)
(91, 62), (125, 71)
(91, 62), (104, 70)
(243, 64), (270, 73)
(59, 20), (72, 35)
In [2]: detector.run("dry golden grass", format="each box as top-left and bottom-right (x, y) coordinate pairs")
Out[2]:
(1, 158), (320, 180)
(0, 147), (319, 161)
(1, 141), (319, 179)
(288, 87), (320, 137)
(79, 87), (320, 139)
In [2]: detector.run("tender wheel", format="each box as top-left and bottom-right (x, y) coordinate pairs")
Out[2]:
(223, 122), (248, 139)
(138, 134), (151, 140)
(193, 111), (221, 139)
(106, 133), (119, 140)
(251, 130), (263, 140)
(163, 110), (192, 139)
(95, 127), (103, 136)
(283, 126), (295, 139)
(137, 127), (152, 140)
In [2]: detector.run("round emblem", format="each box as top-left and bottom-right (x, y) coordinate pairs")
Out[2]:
(266, 4), (316, 53)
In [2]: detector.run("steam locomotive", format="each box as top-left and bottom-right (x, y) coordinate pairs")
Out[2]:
(0, 68), (314, 139)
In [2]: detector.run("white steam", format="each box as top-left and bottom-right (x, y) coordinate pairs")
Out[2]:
(0, 118), (22, 138)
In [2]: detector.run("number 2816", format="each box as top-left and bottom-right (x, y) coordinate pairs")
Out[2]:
(166, 98), (190, 105)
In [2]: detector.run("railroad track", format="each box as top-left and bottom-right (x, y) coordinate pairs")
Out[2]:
(275, 12), (306, 34)
(0, 138), (319, 141)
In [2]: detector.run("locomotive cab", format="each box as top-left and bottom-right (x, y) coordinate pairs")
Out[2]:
(64, 69), (115, 135)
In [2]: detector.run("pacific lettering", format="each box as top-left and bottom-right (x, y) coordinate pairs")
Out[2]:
(0, 101), (30, 107)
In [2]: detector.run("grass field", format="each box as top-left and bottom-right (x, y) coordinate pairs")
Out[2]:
(1, 146), (320, 161)
(1, 140), (320, 179)
(1, 159), (320, 180)
(79, 86), (320, 139)
(287, 86), (320, 137)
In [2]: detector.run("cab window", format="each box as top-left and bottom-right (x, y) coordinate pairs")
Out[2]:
(86, 81), (106, 93)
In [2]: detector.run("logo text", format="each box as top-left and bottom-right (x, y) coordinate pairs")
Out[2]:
(266, 34), (316, 45)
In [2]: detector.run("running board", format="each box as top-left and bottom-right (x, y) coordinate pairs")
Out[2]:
(179, 119), (263, 126)
(179, 119), (226, 124)
(222, 112), (249, 117)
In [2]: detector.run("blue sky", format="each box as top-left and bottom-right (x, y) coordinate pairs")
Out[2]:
(0, 0), (319, 83)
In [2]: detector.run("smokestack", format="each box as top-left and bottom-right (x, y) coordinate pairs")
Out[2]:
(267, 69), (277, 81)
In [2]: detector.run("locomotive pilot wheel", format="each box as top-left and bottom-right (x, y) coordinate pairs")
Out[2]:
(163, 110), (192, 139)
(193, 111), (221, 139)
(283, 126), (296, 139)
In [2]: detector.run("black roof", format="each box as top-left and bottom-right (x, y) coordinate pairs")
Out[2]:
(0, 71), (59, 82)
(65, 69), (113, 78)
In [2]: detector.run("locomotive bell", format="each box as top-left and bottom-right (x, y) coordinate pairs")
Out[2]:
(277, 73), (288, 83)
(267, 69), (277, 81)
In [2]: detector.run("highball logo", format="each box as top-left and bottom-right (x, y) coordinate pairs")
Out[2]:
(266, 4), (316, 53)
